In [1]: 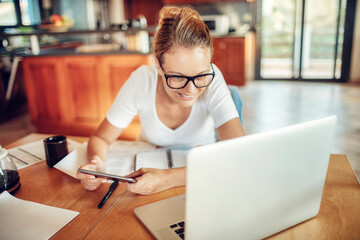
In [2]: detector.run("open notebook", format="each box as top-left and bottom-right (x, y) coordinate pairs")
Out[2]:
(135, 149), (187, 170)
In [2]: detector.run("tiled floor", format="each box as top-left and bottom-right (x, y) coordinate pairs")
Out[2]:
(238, 80), (360, 182)
(0, 80), (359, 181)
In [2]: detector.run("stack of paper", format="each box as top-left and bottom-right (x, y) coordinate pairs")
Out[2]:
(0, 191), (79, 239)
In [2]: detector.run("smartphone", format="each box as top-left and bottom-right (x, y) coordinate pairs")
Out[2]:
(78, 169), (137, 183)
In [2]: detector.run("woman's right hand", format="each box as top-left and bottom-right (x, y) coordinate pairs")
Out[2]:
(76, 155), (107, 191)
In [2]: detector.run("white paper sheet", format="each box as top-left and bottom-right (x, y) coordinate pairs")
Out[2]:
(54, 142), (88, 178)
(106, 141), (157, 175)
(54, 140), (156, 178)
(0, 191), (79, 240)
(135, 150), (169, 170)
(171, 150), (187, 168)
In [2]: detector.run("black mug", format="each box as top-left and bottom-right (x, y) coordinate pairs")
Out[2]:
(43, 135), (68, 167)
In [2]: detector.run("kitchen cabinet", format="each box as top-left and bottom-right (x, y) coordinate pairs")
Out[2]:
(212, 37), (245, 86)
(22, 54), (153, 139)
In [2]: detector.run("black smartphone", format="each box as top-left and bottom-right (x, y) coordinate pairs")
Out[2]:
(78, 169), (137, 183)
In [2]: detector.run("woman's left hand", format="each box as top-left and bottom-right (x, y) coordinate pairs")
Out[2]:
(126, 168), (172, 195)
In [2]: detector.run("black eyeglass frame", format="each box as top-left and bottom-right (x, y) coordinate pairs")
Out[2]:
(159, 63), (216, 89)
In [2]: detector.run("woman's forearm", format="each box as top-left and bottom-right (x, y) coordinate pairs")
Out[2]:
(87, 135), (110, 163)
(166, 167), (186, 189)
(87, 118), (124, 163)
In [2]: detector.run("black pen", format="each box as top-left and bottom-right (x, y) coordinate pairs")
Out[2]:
(166, 149), (173, 169)
(98, 180), (118, 209)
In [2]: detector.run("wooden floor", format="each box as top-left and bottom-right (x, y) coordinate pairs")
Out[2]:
(1, 80), (359, 182)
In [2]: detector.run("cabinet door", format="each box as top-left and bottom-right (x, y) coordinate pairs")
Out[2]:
(22, 57), (69, 123)
(63, 55), (152, 127)
(63, 56), (104, 124)
(213, 37), (245, 86)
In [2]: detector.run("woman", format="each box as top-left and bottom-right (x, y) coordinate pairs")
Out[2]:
(77, 6), (245, 195)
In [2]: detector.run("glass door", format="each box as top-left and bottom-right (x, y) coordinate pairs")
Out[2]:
(258, 0), (296, 79)
(255, 0), (354, 81)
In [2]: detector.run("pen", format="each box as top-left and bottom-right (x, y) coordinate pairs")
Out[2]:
(98, 180), (118, 209)
(166, 149), (173, 169)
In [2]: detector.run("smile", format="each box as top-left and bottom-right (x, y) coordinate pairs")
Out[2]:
(178, 92), (195, 100)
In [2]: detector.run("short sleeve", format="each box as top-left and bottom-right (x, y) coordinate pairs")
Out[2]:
(205, 64), (239, 128)
(106, 65), (148, 128)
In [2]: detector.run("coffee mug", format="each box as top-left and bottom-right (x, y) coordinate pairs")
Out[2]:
(43, 135), (68, 167)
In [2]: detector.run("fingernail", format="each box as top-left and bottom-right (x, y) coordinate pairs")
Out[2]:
(102, 179), (107, 183)
(90, 176), (95, 179)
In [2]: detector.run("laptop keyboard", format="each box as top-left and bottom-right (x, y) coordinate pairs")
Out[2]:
(170, 221), (185, 239)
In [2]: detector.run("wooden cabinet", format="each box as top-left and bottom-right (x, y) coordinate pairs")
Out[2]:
(22, 57), (67, 123)
(212, 37), (246, 86)
(22, 54), (153, 140)
(63, 57), (104, 124)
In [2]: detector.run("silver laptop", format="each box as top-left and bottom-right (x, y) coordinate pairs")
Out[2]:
(134, 116), (337, 240)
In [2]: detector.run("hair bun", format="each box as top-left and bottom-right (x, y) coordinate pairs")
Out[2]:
(153, 6), (212, 62)
(158, 6), (200, 27)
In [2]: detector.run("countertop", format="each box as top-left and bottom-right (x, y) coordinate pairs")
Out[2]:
(212, 32), (247, 38)
(2, 31), (248, 58)
(18, 48), (151, 57)
(0, 26), (157, 37)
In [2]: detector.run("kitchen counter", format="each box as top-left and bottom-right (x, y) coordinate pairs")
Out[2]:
(0, 40), (83, 57)
(17, 32), (247, 57)
(0, 26), (157, 37)
(18, 48), (151, 57)
(212, 33), (247, 38)
(19, 32), (247, 137)
(2, 26), (155, 58)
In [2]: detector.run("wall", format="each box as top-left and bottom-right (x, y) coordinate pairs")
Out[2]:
(350, 0), (360, 82)
(53, 0), (90, 29)
(191, 2), (255, 33)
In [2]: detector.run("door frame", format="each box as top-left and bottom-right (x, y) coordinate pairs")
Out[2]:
(254, 0), (356, 82)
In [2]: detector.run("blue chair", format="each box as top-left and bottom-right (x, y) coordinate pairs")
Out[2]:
(228, 85), (244, 126)
(215, 86), (244, 141)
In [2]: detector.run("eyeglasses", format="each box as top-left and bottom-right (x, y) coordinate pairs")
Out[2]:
(160, 63), (215, 89)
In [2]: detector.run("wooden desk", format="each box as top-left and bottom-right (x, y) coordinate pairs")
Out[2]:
(6, 134), (360, 239)
(6, 134), (129, 240)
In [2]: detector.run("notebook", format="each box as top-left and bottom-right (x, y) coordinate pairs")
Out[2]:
(134, 116), (337, 240)
(135, 149), (187, 170)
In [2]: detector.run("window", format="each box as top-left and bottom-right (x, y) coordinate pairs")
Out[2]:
(0, 0), (40, 27)
(0, 1), (17, 26)
(256, 0), (355, 82)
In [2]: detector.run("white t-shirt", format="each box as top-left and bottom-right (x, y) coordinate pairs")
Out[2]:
(106, 64), (238, 148)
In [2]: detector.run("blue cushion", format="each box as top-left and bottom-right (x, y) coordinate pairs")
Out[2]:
(215, 86), (244, 141)
(228, 86), (244, 126)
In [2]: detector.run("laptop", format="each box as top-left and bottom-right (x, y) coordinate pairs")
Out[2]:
(134, 116), (337, 240)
